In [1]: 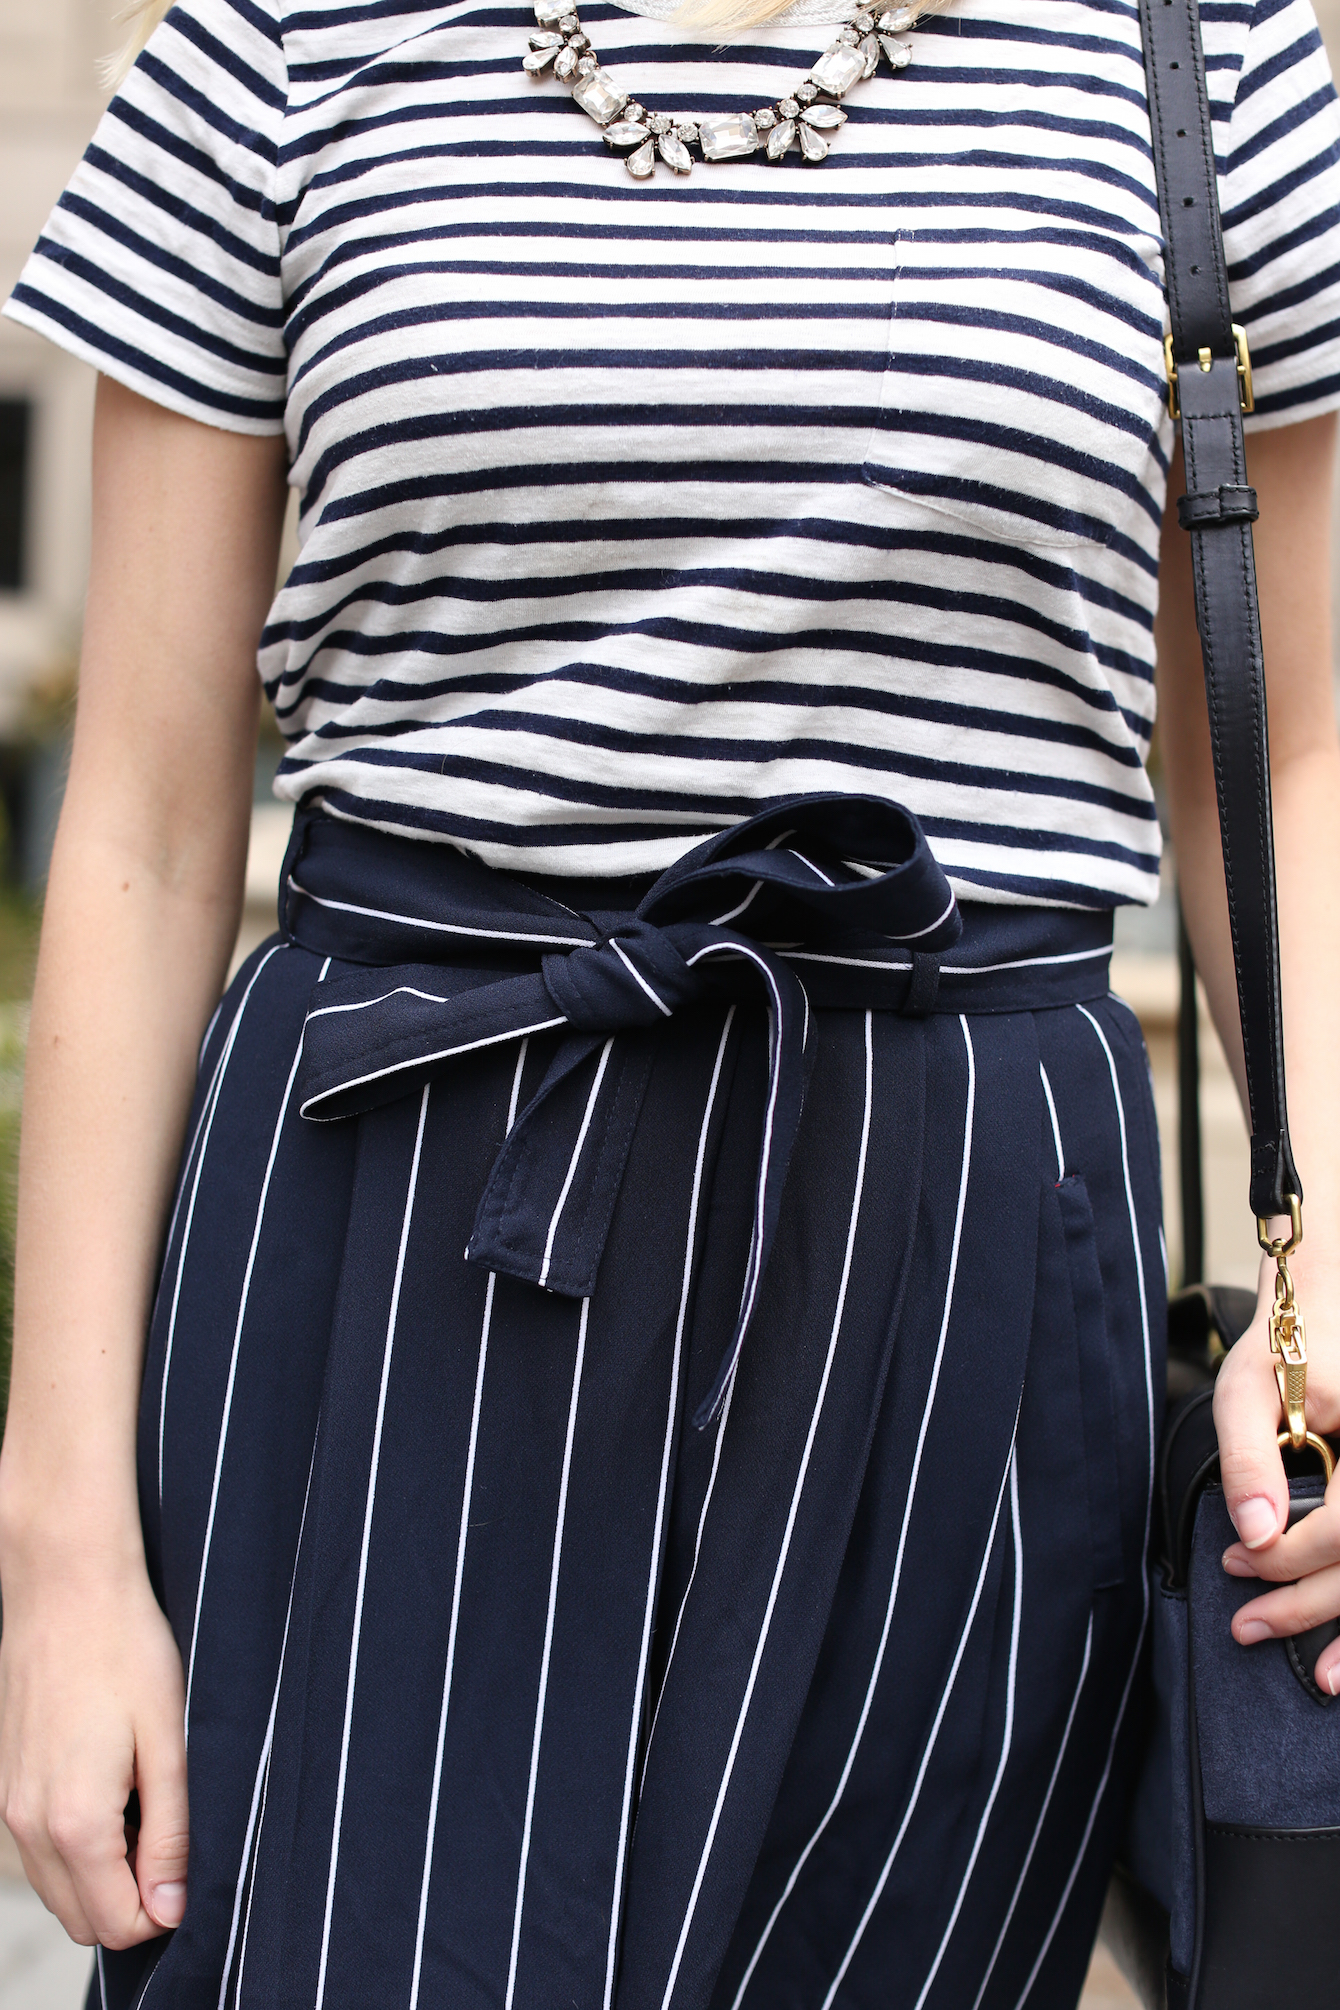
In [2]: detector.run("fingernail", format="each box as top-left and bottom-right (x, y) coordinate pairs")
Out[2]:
(1231, 1497), (1277, 1549)
(1222, 1549), (1257, 1577)
(149, 1882), (186, 1927)
(1328, 1666), (1340, 1698)
(1237, 1619), (1272, 1644)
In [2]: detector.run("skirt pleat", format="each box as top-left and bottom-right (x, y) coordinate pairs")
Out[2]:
(96, 941), (1163, 2010)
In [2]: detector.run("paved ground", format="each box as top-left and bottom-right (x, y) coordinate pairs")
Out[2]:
(0, 1830), (90, 2010)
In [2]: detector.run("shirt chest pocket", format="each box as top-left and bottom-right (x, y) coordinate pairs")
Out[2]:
(860, 232), (1169, 552)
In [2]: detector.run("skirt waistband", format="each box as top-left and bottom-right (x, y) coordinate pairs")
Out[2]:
(280, 795), (1117, 1425)
(280, 804), (1114, 1019)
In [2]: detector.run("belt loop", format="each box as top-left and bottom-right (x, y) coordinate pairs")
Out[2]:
(901, 951), (942, 1018)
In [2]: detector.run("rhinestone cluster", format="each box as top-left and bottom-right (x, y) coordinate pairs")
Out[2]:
(523, 2), (917, 178)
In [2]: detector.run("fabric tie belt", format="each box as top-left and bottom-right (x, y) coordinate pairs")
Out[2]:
(281, 794), (1110, 1425)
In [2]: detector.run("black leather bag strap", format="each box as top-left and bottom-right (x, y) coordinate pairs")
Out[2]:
(1139, 0), (1300, 1219)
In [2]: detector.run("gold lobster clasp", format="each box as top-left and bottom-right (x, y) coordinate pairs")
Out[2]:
(1258, 1198), (1308, 1452)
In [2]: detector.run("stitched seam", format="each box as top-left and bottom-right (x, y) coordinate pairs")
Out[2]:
(1206, 1825), (1340, 1842)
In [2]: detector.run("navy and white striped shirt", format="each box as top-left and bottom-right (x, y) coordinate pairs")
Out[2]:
(9, 0), (1340, 900)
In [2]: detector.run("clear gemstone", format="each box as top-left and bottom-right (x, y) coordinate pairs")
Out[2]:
(837, 23), (858, 41)
(798, 121), (829, 160)
(675, 122), (700, 144)
(879, 32), (912, 64)
(810, 43), (866, 93)
(605, 119), (650, 147)
(523, 45), (559, 71)
(558, 11), (578, 26)
(800, 101), (846, 127)
(777, 96), (800, 117)
(647, 111), (672, 134)
(576, 52), (597, 73)
(566, 30), (588, 46)
(697, 111), (758, 159)
(853, 9), (874, 27)
(553, 43), (578, 75)
(877, 4), (914, 25)
(529, 30), (564, 48)
(766, 117), (796, 158)
(625, 101), (646, 121)
(658, 130), (693, 172)
(627, 138), (656, 177)
(859, 31), (880, 75)
(535, 0), (566, 21)
(795, 80), (818, 101)
(754, 105), (776, 129)
(572, 68), (627, 121)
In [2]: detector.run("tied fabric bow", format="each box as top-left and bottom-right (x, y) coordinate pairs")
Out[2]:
(290, 795), (960, 1426)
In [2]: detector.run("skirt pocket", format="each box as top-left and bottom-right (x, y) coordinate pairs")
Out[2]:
(1056, 1170), (1125, 1589)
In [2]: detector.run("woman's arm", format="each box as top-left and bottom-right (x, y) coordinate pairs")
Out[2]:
(1157, 409), (1340, 1687)
(0, 376), (287, 1944)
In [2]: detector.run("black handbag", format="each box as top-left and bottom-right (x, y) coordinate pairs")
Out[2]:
(1101, 3), (1340, 2005)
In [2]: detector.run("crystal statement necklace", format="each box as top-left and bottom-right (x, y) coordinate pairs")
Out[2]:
(522, 2), (916, 178)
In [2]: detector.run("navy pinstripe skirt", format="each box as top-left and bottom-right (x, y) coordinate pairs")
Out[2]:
(94, 805), (1163, 2010)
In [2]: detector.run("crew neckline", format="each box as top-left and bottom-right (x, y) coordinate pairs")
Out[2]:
(600, 0), (859, 25)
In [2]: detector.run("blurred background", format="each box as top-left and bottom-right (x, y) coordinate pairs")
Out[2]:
(3, 0), (1340, 2000)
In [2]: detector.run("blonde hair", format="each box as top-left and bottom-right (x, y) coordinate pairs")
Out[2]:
(677, 0), (948, 39)
(101, 0), (173, 89)
(101, 0), (944, 92)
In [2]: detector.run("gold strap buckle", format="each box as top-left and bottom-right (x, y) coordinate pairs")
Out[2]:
(1164, 324), (1255, 421)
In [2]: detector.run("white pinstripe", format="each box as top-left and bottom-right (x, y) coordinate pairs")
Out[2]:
(409, 1041), (529, 2010)
(234, 1732), (275, 2007)
(729, 1014), (978, 2010)
(611, 937), (672, 1014)
(297, 1015), (566, 1117)
(970, 1613), (1095, 2010)
(288, 877), (588, 950)
(784, 944), (1110, 976)
(641, 1366), (739, 1795)
(910, 1454), (1024, 2010)
(603, 1008), (737, 2010)
(217, 1438), (320, 2010)
(659, 1010), (876, 2010)
(158, 942), (285, 1500)
(537, 1038), (615, 1290)
(504, 1297), (590, 2010)
(818, 1416), (1022, 2010)
(1010, 1005), (1156, 2010)
(967, 1065), (1093, 2006)
(165, 997), (234, 1269)
(314, 1084), (431, 2010)
(183, 955), (331, 1730)
(683, 939), (796, 1400)
(1039, 1061), (1065, 1181)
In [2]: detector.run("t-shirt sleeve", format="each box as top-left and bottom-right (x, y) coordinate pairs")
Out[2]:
(2, 0), (287, 436)
(1216, 0), (1340, 430)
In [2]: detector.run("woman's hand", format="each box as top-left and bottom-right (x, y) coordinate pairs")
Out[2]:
(0, 1540), (188, 1947)
(1216, 1239), (1340, 1695)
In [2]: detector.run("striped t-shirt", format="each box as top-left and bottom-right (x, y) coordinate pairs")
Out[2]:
(8, 0), (1340, 901)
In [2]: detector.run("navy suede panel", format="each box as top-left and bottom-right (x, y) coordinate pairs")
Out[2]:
(1189, 1482), (1340, 1829)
